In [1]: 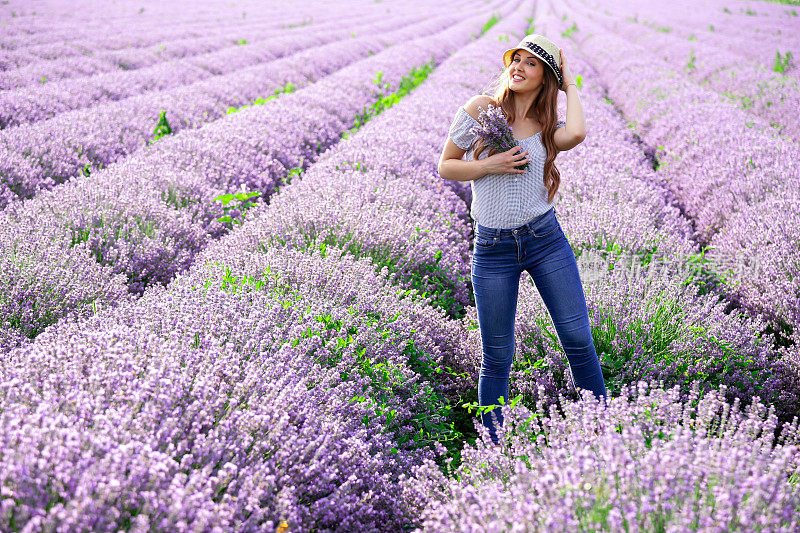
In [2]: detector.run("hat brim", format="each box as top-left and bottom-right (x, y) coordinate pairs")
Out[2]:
(502, 47), (522, 68)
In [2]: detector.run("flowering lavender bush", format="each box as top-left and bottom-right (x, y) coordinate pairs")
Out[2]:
(0, 216), (130, 351)
(470, 103), (531, 170)
(402, 381), (800, 532)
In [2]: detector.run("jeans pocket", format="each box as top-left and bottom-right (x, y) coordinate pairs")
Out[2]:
(474, 232), (498, 250)
(532, 213), (559, 238)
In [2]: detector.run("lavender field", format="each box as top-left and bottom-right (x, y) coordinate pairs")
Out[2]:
(0, 0), (799, 530)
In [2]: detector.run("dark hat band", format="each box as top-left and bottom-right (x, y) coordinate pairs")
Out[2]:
(523, 41), (563, 88)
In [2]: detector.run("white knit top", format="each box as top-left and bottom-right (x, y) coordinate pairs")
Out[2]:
(448, 105), (565, 229)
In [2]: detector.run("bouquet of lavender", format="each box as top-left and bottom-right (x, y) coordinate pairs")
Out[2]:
(469, 104), (530, 171)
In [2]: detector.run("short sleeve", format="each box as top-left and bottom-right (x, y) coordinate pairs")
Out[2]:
(556, 119), (566, 129)
(448, 106), (479, 151)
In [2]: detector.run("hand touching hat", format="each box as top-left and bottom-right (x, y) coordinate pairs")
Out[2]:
(557, 47), (577, 92)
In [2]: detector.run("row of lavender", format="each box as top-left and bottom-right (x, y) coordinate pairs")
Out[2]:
(570, 0), (800, 141)
(0, 8), (295, 72)
(580, 0), (800, 80)
(0, 3), (528, 529)
(0, 9), (382, 94)
(0, 8), (465, 207)
(0, 10), (429, 127)
(0, 0), (317, 53)
(0, 1), (510, 346)
(555, 3), (800, 346)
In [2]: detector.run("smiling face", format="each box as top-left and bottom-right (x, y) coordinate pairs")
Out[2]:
(508, 49), (544, 92)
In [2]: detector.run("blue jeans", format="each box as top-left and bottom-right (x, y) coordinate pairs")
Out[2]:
(471, 206), (607, 444)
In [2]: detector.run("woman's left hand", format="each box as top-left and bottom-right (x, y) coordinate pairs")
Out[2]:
(559, 48), (576, 91)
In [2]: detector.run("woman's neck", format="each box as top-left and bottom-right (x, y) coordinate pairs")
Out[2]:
(511, 89), (540, 121)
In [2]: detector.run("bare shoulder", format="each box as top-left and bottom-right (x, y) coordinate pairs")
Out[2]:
(463, 95), (495, 121)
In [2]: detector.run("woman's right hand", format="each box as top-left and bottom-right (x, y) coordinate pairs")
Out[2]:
(481, 145), (530, 175)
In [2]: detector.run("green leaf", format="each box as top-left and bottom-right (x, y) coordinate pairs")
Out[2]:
(213, 194), (236, 207)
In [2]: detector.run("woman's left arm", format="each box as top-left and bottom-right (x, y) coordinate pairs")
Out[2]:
(554, 48), (587, 152)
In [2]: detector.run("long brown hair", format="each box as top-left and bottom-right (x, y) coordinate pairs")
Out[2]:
(472, 61), (562, 203)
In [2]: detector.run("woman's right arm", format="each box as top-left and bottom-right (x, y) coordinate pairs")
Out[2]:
(437, 139), (489, 182)
(438, 140), (532, 182)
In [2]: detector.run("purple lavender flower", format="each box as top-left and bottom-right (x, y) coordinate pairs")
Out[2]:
(469, 103), (530, 171)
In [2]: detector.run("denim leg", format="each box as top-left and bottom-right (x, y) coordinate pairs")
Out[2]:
(525, 233), (608, 407)
(471, 243), (520, 445)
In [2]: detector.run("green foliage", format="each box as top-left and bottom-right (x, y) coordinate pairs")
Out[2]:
(723, 7), (731, 14)
(346, 60), (435, 136)
(283, 17), (312, 29)
(149, 110), (172, 145)
(236, 39), (247, 45)
(461, 394), (526, 429)
(589, 297), (678, 398)
(656, 25), (671, 33)
(708, 24), (715, 32)
(773, 50), (793, 73)
(265, 300), (475, 458)
(280, 166), (303, 187)
(685, 49), (697, 73)
(217, 266), (270, 294)
(309, 232), (465, 319)
(481, 13), (500, 35)
(213, 191), (261, 227)
(40, 76), (46, 83)
(525, 16), (535, 34)
(497, 33), (510, 42)
(679, 246), (729, 297)
(161, 183), (201, 210)
(562, 22), (578, 38)
(226, 82), (296, 114)
(347, 336), (472, 457)
(575, 74), (583, 89)
(688, 34), (696, 41)
(720, 90), (753, 109)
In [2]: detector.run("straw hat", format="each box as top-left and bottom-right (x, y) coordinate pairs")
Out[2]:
(502, 34), (563, 88)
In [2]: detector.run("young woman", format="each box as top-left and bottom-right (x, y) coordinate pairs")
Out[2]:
(437, 34), (607, 446)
